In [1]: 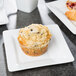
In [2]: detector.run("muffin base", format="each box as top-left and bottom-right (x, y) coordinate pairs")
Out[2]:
(20, 45), (48, 56)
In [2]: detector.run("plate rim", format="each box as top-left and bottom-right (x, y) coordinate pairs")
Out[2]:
(46, 1), (76, 34)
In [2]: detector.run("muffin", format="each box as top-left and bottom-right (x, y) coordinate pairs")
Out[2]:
(66, 0), (76, 10)
(18, 24), (52, 56)
(65, 0), (76, 21)
(65, 10), (76, 21)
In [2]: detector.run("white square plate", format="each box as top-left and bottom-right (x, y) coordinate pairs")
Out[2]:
(3, 24), (74, 72)
(46, 0), (76, 34)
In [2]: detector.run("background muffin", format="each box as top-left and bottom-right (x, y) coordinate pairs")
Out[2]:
(18, 24), (52, 56)
(66, 0), (76, 10)
(65, 0), (76, 21)
(65, 10), (76, 21)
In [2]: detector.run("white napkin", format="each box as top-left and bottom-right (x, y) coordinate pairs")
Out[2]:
(4, 0), (17, 15)
(0, 8), (8, 25)
(0, 0), (17, 25)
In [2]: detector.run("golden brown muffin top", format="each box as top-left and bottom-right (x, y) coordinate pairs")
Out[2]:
(18, 24), (52, 48)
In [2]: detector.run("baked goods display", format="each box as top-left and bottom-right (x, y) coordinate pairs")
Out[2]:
(65, 0), (76, 21)
(18, 24), (52, 56)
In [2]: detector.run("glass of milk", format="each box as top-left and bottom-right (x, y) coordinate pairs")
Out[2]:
(16, 0), (38, 13)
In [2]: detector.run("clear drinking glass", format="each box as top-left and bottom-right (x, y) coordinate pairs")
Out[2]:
(16, 0), (38, 13)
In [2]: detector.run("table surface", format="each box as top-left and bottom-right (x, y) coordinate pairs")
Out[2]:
(0, 0), (76, 76)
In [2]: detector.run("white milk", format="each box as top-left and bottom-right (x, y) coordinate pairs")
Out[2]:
(16, 0), (38, 13)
